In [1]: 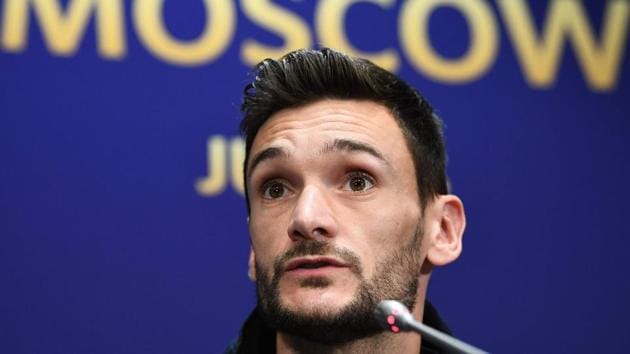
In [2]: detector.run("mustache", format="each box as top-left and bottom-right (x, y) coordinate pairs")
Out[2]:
(273, 240), (363, 277)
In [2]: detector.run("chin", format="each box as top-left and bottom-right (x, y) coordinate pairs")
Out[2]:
(281, 284), (354, 314)
(259, 282), (384, 344)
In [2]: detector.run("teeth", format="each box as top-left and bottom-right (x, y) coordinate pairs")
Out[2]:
(300, 262), (329, 269)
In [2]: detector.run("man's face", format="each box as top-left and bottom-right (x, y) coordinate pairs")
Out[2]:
(246, 99), (427, 342)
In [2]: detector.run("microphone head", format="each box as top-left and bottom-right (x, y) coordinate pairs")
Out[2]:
(374, 300), (415, 333)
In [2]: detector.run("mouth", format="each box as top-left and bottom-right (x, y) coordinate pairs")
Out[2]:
(285, 256), (348, 272)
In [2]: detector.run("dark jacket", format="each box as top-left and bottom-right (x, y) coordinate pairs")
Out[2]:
(224, 301), (455, 354)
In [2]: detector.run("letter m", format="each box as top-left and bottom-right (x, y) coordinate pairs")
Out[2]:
(1, 0), (124, 58)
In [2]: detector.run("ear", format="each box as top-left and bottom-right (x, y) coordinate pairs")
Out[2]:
(248, 247), (257, 281)
(426, 195), (466, 266)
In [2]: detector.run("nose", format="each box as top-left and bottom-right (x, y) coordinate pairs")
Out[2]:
(287, 184), (339, 241)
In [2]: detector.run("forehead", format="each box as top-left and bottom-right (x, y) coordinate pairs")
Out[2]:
(249, 99), (411, 164)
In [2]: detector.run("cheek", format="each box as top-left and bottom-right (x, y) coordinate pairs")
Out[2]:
(360, 200), (419, 240)
(249, 214), (291, 270)
(352, 206), (421, 273)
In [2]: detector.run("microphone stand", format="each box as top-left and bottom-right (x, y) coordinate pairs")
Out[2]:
(375, 300), (489, 354)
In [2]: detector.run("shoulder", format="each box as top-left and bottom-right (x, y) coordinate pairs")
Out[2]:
(224, 308), (276, 354)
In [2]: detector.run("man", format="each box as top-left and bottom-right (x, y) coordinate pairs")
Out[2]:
(226, 48), (466, 354)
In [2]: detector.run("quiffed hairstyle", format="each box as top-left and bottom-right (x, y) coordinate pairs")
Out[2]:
(240, 48), (448, 212)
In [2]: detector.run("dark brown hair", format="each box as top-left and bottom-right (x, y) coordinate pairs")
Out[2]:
(240, 48), (448, 212)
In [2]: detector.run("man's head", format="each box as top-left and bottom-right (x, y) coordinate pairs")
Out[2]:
(240, 48), (465, 345)
(241, 48), (448, 212)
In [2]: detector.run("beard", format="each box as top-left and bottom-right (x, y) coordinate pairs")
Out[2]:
(255, 226), (423, 344)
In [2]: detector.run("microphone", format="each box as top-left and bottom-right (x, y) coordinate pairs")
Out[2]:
(374, 300), (489, 354)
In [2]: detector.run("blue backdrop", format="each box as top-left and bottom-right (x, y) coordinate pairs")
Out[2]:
(1, 0), (629, 353)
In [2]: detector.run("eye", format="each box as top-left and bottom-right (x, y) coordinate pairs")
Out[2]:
(262, 181), (288, 199)
(344, 172), (375, 192)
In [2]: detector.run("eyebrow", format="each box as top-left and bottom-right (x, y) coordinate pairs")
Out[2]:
(248, 146), (289, 176)
(247, 138), (389, 176)
(322, 138), (389, 165)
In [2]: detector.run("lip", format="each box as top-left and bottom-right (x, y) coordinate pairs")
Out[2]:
(284, 256), (349, 272)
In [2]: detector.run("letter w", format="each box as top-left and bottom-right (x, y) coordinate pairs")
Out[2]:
(498, 0), (629, 91)
(1, 0), (125, 58)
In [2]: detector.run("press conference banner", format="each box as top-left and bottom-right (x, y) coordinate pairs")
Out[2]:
(1, 1), (628, 353)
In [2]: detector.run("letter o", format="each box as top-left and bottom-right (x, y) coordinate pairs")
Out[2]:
(134, 0), (235, 66)
(399, 0), (498, 82)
